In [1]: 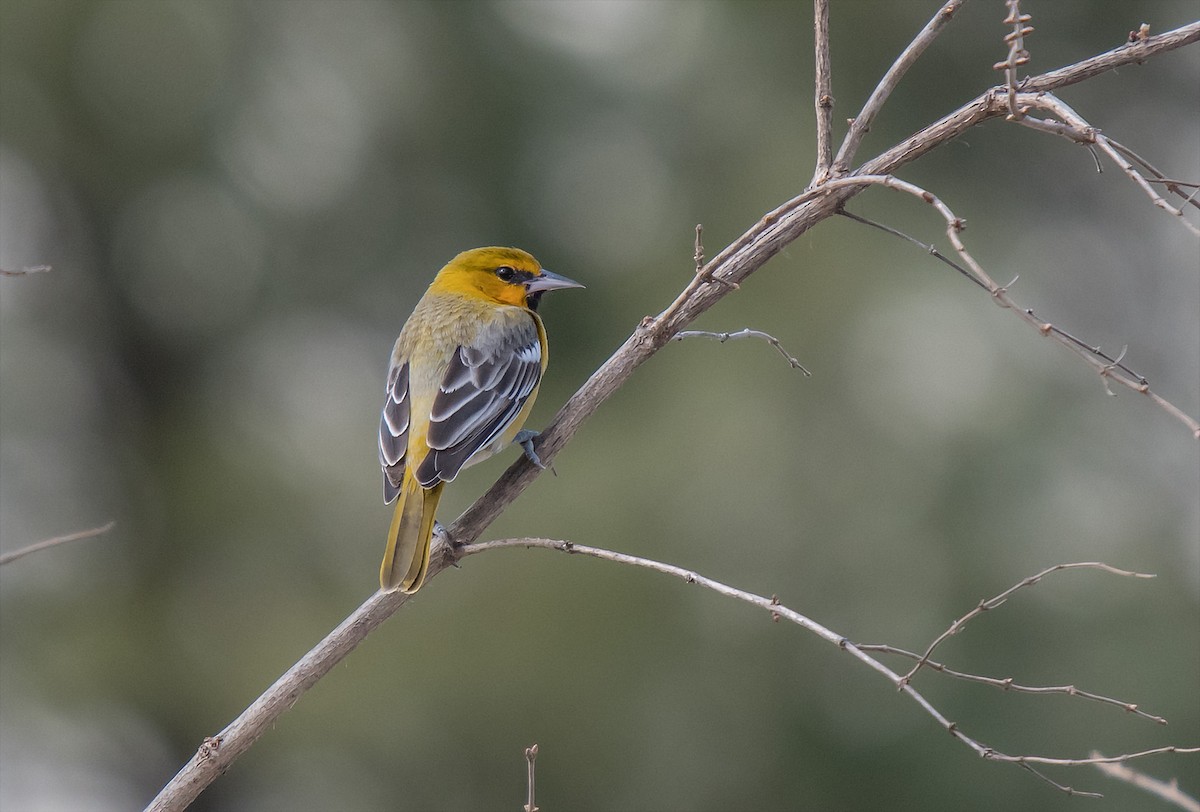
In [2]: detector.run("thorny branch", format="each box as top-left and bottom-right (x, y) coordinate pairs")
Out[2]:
(994, 0), (1033, 119)
(146, 15), (1200, 812)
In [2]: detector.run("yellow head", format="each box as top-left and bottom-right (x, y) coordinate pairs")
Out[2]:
(433, 246), (583, 309)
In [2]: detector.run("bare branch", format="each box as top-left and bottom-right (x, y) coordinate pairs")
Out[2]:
(523, 744), (540, 812)
(1013, 747), (1200, 769)
(448, 21), (1200, 584)
(0, 264), (51, 277)
(842, 206), (1164, 390)
(146, 528), (1192, 810)
(146, 585), (416, 812)
(1109, 143), (1200, 211)
(457, 540), (1194, 797)
(1092, 755), (1200, 812)
(832, 0), (965, 173)
(831, 173), (1200, 438)
(673, 329), (811, 375)
(900, 562), (1155, 685)
(0, 522), (116, 566)
(1021, 22), (1200, 94)
(1013, 93), (1200, 236)
(858, 22), (1200, 176)
(858, 644), (1168, 725)
(837, 208), (986, 289)
(811, 0), (834, 183)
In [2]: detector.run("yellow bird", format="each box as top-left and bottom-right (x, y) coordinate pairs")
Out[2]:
(378, 247), (583, 593)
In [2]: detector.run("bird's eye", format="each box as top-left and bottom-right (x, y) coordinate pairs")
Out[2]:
(495, 266), (516, 282)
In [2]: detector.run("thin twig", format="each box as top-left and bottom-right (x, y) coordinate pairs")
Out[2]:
(0, 522), (117, 566)
(1012, 92), (1200, 236)
(828, 173), (1200, 438)
(1092, 754), (1200, 812)
(1021, 23), (1200, 94)
(673, 329), (812, 375)
(811, 0), (834, 183)
(899, 562), (1155, 686)
(857, 644), (1167, 725)
(837, 208), (987, 290)
(457, 540), (1195, 796)
(523, 744), (539, 812)
(832, 0), (965, 173)
(860, 23), (1200, 179)
(0, 264), (51, 277)
(839, 207), (1151, 386)
(1012, 747), (1200, 768)
(1109, 144), (1200, 210)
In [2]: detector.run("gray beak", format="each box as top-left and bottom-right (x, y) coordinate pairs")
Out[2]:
(527, 269), (585, 292)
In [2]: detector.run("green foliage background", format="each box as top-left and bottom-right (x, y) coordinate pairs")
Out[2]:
(1, 2), (1197, 810)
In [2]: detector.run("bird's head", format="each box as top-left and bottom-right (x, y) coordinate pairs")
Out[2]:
(435, 246), (583, 310)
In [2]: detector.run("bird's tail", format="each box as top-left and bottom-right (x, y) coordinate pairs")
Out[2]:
(380, 474), (444, 593)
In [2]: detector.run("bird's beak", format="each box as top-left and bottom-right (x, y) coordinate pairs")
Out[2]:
(527, 269), (585, 292)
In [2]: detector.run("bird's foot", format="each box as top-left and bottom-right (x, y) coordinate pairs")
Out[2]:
(514, 429), (547, 470)
(433, 521), (464, 567)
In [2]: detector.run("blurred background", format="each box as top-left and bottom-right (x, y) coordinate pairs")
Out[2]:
(1, 1), (1197, 810)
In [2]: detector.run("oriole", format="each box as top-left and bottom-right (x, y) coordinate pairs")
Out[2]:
(378, 246), (583, 593)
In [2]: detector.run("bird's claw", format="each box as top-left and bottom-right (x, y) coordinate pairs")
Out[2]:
(514, 429), (546, 470)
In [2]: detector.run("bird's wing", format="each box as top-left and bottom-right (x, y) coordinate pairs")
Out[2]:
(416, 319), (542, 487)
(379, 361), (410, 503)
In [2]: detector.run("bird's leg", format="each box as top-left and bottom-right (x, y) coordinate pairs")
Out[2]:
(433, 521), (465, 568)
(514, 429), (546, 470)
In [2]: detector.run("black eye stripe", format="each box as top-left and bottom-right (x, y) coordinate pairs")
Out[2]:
(494, 266), (536, 284)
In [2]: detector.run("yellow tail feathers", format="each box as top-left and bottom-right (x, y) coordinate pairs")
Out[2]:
(380, 476), (444, 593)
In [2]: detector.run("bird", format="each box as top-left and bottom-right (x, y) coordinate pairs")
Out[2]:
(378, 246), (583, 593)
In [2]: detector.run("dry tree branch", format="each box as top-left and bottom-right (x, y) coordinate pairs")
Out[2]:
(825, 173), (1200, 437)
(837, 208), (985, 288)
(1109, 143), (1200, 211)
(856, 22), (1200, 175)
(0, 264), (51, 277)
(146, 19), (1200, 812)
(856, 644), (1167, 725)
(147, 535), (1197, 809)
(672, 329), (811, 374)
(832, 0), (964, 174)
(523, 744), (540, 812)
(1092, 755), (1200, 812)
(1009, 92), (1200, 236)
(0, 521), (116, 566)
(811, 0), (834, 183)
(840, 205), (1179, 399)
(897, 562), (1155, 686)
(455, 541), (1193, 798)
